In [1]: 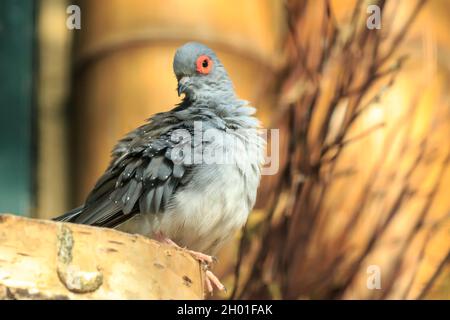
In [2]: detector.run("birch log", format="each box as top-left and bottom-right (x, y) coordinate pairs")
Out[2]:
(0, 214), (204, 299)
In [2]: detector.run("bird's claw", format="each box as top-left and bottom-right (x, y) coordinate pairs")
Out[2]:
(182, 252), (224, 295)
(152, 233), (224, 295)
(205, 270), (226, 294)
(187, 250), (215, 265)
(188, 252), (225, 294)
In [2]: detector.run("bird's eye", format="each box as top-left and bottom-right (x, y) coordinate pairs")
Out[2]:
(196, 55), (213, 74)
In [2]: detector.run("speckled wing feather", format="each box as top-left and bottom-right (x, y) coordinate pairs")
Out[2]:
(55, 105), (194, 228)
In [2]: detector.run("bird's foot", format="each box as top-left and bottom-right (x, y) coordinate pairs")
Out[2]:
(180, 249), (224, 294)
(205, 269), (226, 294)
(153, 232), (225, 294)
(186, 249), (216, 265)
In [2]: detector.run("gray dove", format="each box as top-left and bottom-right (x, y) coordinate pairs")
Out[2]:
(54, 42), (265, 293)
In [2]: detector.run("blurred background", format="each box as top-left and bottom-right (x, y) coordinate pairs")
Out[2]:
(0, 0), (448, 299)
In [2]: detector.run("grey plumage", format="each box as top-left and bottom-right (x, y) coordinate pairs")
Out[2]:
(54, 42), (265, 254)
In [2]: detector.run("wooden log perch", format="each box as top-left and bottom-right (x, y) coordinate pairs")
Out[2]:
(0, 214), (205, 299)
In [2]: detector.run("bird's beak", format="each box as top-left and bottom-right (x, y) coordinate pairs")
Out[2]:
(177, 77), (189, 97)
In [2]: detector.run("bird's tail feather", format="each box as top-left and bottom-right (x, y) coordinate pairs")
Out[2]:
(53, 206), (84, 222)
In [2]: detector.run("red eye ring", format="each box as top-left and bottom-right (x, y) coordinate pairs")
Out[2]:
(196, 55), (213, 74)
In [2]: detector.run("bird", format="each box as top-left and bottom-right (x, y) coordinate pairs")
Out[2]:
(54, 42), (265, 294)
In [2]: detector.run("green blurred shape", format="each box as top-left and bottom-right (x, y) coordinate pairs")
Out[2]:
(0, 0), (35, 216)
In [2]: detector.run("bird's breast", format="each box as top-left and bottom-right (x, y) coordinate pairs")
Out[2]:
(160, 128), (263, 253)
(116, 126), (264, 254)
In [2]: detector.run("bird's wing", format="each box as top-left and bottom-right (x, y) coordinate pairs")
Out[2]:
(67, 123), (193, 228)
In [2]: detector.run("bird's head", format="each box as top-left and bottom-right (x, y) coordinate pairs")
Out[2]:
(173, 42), (235, 101)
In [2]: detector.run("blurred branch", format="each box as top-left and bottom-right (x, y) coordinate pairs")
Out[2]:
(381, 153), (450, 299)
(232, 0), (442, 300)
(416, 251), (450, 299)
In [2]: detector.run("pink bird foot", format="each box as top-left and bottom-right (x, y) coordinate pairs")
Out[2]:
(153, 232), (226, 294)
